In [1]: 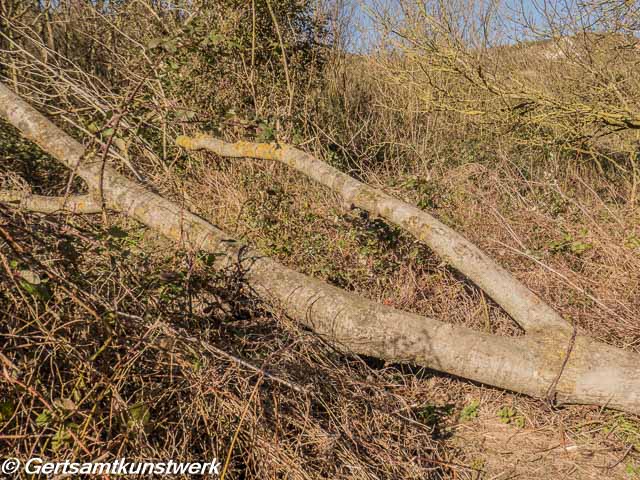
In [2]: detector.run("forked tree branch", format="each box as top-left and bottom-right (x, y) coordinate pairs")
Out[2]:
(1, 82), (639, 414)
(176, 134), (571, 335)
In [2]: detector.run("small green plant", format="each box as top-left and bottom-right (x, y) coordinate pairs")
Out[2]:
(604, 415), (640, 450)
(0, 400), (15, 422)
(256, 121), (276, 142)
(459, 400), (480, 422)
(416, 403), (455, 428)
(51, 427), (73, 452)
(17, 269), (52, 301)
(625, 235), (640, 250)
(127, 402), (151, 430)
(548, 231), (593, 255)
(400, 176), (446, 210)
(497, 406), (525, 427)
(626, 463), (640, 478)
(191, 356), (204, 372)
(36, 409), (52, 427)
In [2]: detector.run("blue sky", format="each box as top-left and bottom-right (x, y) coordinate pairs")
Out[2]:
(347, 0), (560, 50)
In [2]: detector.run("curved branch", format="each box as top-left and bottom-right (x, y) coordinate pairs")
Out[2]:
(176, 134), (571, 335)
(1, 82), (638, 414)
(0, 190), (103, 214)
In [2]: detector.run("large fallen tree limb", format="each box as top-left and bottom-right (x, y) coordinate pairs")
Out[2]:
(1, 82), (639, 414)
(176, 135), (570, 336)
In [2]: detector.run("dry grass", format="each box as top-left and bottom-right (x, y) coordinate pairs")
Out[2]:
(0, 123), (452, 479)
(164, 67), (640, 476)
(1, 0), (640, 478)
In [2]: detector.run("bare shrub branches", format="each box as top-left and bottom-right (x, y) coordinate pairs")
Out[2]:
(0, 205), (449, 478)
(368, 0), (640, 171)
(2, 82), (640, 414)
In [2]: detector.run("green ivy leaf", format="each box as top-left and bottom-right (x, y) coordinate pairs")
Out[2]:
(19, 279), (52, 301)
(52, 428), (72, 451)
(127, 402), (151, 428)
(208, 33), (224, 45)
(459, 400), (480, 422)
(0, 400), (15, 421)
(36, 409), (52, 427)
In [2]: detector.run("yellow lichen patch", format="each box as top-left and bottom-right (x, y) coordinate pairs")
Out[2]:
(75, 199), (89, 210)
(175, 135), (194, 149)
(234, 141), (281, 160)
(0, 191), (22, 202)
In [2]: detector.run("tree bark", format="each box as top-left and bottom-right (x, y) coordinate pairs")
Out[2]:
(176, 135), (570, 335)
(1, 82), (639, 414)
(0, 191), (103, 214)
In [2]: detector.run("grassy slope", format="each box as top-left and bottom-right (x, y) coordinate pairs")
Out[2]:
(1, 27), (640, 480)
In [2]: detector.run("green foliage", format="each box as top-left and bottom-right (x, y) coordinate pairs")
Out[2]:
(127, 402), (152, 430)
(627, 463), (640, 478)
(400, 177), (452, 210)
(0, 119), (68, 188)
(604, 415), (640, 450)
(143, 0), (327, 126)
(0, 400), (15, 422)
(417, 403), (455, 429)
(497, 406), (525, 427)
(459, 400), (480, 422)
(51, 427), (73, 452)
(18, 270), (52, 302)
(548, 231), (593, 256)
(36, 410), (52, 427)
(256, 121), (277, 142)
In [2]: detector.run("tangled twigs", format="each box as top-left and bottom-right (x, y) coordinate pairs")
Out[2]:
(2, 82), (640, 414)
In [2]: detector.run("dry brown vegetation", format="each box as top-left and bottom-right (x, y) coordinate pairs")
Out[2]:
(1, 0), (639, 478)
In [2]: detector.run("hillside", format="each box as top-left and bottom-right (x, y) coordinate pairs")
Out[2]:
(1, 1), (639, 478)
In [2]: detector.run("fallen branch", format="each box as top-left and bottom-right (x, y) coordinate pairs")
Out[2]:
(176, 135), (570, 335)
(0, 190), (102, 214)
(1, 82), (639, 414)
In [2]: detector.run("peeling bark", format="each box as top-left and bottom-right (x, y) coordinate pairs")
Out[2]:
(0, 190), (103, 214)
(176, 134), (571, 335)
(1, 82), (639, 414)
